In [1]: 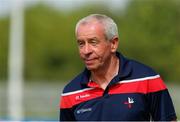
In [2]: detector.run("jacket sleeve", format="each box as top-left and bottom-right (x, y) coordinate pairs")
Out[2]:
(60, 108), (76, 121)
(147, 78), (177, 121)
(59, 93), (76, 121)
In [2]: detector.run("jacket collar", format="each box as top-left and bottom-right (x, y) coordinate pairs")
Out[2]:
(80, 52), (132, 85)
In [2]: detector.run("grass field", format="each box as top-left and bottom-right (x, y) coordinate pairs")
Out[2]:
(0, 81), (179, 120)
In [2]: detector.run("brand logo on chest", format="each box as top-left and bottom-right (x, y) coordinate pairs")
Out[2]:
(124, 97), (134, 109)
(75, 94), (90, 100)
(76, 108), (92, 114)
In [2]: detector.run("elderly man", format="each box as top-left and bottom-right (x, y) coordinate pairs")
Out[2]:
(59, 14), (177, 121)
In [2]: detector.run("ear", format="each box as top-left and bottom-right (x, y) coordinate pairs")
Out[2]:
(110, 36), (119, 53)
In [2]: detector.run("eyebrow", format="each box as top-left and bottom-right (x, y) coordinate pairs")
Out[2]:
(77, 37), (98, 42)
(88, 37), (98, 41)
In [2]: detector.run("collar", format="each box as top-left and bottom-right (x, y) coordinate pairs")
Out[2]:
(80, 52), (132, 86)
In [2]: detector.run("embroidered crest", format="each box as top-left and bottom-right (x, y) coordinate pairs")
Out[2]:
(124, 97), (134, 108)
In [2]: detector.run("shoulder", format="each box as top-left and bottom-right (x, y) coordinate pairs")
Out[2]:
(62, 73), (83, 94)
(125, 59), (167, 94)
(128, 58), (158, 78)
(62, 70), (89, 94)
(117, 52), (158, 79)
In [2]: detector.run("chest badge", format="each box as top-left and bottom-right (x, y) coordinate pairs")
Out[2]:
(124, 97), (134, 109)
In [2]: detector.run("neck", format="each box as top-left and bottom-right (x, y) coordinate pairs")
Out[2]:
(91, 54), (119, 89)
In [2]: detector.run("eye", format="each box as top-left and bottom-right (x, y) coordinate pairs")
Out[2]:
(77, 41), (85, 47)
(89, 39), (98, 46)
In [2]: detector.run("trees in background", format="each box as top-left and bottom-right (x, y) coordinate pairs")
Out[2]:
(0, 0), (179, 82)
(119, 0), (180, 82)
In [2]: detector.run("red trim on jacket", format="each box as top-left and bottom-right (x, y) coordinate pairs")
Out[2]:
(60, 76), (166, 109)
(109, 77), (166, 95)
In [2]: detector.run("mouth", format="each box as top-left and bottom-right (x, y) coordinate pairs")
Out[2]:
(84, 59), (96, 65)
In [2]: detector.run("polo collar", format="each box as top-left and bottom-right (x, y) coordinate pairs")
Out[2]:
(80, 52), (132, 86)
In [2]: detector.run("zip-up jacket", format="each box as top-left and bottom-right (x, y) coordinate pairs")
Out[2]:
(60, 52), (176, 121)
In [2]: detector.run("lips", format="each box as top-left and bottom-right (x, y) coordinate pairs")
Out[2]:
(84, 59), (96, 65)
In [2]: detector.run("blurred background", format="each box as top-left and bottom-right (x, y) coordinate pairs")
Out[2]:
(0, 0), (180, 120)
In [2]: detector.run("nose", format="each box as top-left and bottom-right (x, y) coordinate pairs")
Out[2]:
(83, 43), (92, 55)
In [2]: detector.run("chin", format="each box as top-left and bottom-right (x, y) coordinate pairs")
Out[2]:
(86, 65), (98, 71)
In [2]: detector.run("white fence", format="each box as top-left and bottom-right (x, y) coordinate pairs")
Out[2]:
(0, 81), (66, 120)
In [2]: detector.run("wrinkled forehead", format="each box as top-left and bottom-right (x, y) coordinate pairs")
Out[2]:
(77, 20), (105, 34)
(76, 22), (106, 40)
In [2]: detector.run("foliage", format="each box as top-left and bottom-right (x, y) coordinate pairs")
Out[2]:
(24, 4), (112, 81)
(119, 0), (180, 82)
(0, 0), (179, 82)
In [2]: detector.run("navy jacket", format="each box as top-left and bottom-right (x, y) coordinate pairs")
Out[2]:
(60, 52), (176, 121)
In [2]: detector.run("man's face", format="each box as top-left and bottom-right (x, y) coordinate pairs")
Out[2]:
(76, 21), (116, 71)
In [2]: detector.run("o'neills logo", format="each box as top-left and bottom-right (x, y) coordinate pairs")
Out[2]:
(75, 94), (90, 100)
(77, 108), (92, 114)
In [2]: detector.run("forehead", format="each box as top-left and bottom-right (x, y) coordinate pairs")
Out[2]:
(76, 21), (105, 39)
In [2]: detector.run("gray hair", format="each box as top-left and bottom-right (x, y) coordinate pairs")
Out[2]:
(75, 14), (119, 41)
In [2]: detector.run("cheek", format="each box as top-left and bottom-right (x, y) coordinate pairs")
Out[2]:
(104, 47), (112, 57)
(79, 53), (84, 59)
(102, 45), (111, 54)
(96, 46), (111, 59)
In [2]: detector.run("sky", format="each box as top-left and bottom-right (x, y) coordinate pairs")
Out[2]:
(0, 0), (129, 17)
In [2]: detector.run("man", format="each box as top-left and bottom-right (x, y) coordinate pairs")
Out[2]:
(60, 14), (177, 121)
